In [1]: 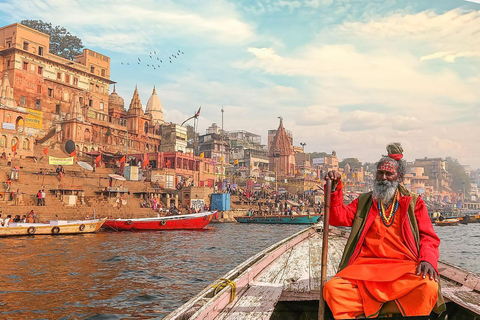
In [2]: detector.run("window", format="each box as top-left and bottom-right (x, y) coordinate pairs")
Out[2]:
(100, 102), (104, 110)
(89, 99), (93, 107)
(38, 66), (43, 75)
(37, 84), (41, 94)
(20, 96), (26, 106)
(23, 138), (29, 150)
(23, 41), (29, 51)
(38, 46), (44, 56)
(73, 77), (78, 86)
(7, 60), (10, 68)
(55, 104), (61, 114)
(65, 74), (70, 84)
(57, 72), (61, 80)
(36, 99), (41, 110)
(0, 135), (6, 147)
(6, 41), (11, 48)
(79, 97), (84, 105)
(95, 85), (99, 92)
(16, 117), (24, 133)
(90, 65), (95, 73)
(23, 62), (28, 70)
(48, 88), (53, 97)
(101, 69), (105, 77)
(101, 86), (104, 94)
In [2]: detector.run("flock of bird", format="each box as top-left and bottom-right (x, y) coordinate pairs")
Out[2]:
(120, 50), (185, 71)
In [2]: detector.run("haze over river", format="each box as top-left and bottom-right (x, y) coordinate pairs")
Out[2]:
(1, 223), (478, 319)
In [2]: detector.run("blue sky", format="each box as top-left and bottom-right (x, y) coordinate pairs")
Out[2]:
(1, 0), (480, 168)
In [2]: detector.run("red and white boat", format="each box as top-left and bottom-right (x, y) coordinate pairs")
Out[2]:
(102, 211), (217, 231)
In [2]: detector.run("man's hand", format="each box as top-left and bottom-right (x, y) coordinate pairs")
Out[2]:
(325, 170), (341, 182)
(416, 261), (438, 282)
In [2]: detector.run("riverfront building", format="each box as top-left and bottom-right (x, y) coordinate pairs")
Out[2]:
(0, 23), (163, 158)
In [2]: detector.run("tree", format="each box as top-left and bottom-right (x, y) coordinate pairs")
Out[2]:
(21, 20), (84, 60)
(339, 158), (362, 169)
(445, 157), (471, 195)
(309, 152), (329, 159)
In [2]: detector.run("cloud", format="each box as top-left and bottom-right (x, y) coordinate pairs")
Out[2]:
(391, 116), (422, 131)
(340, 110), (386, 131)
(421, 51), (480, 62)
(1, 0), (256, 51)
(296, 105), (339, 126)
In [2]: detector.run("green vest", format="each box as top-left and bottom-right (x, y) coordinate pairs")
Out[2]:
(337, 185), (446, 314)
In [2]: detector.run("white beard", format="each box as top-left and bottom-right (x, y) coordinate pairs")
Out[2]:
(372, 180), (399, 205)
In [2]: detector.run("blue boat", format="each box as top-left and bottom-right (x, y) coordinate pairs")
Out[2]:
(234, 214), (322, 224)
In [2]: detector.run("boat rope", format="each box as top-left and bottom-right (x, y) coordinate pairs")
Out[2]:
(212, 278), (236, 303)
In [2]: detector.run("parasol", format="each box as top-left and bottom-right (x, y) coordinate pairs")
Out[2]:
(77, 161), (94, 171)
(109, 173), (126, 181)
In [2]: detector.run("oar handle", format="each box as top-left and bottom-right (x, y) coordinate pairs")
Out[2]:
(318, 179), (332, 320)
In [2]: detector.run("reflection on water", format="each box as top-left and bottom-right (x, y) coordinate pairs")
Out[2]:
(1, 222), (478, 319)
(435, 223), (480, 274)
(0, 224), (305, 319)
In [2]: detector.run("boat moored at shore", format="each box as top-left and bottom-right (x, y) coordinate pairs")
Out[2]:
(234, 214), (322, 224)
(102, 211), (217, 231)
(0, 218), (106, 237)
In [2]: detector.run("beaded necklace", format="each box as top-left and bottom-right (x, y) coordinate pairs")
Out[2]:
(377, 189), (399, 227)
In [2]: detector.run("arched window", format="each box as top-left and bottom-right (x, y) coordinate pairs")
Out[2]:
(11, 137), (18, 148)
(84, 129), (91, 141)
(0, 135), (6, 148)
(144, 122), (149, 134)
(23, 138), (29, 150)
(16, 117), (24, 133)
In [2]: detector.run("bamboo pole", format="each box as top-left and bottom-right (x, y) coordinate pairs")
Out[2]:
(318, 179), (332, 320)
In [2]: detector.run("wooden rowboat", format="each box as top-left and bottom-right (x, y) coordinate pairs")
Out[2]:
(164, 225), (480, 319)
(234, 214), (322, 224)
(102, 211), (216, 231)
(0, 218), (106, 237)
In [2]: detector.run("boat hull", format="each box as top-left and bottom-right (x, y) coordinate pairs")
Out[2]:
(435, 219), (459, 226)
(234, 214), (321, 224)
(102, 211), (215, 231)
(0, 219), (106, 237)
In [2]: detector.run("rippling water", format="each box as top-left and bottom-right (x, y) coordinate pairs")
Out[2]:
(1, 222), (479, 319)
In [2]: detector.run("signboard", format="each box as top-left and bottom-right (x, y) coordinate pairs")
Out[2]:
(191, 199), (205, 212)
(25, 127), (40, 135)
(49, 156), (74, 165)
(312, 158), (325, 165)
(2, 122), (15, 130)
(25, 109), (43, 129)
(88, 110), (96, 119)
(151, 174), (164, 183)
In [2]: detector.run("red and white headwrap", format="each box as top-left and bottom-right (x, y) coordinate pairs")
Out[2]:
(378, 160), (397, 173)
(388, 153), (403, 161)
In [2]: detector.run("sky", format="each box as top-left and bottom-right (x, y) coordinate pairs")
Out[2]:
(1, 0), (480, 168)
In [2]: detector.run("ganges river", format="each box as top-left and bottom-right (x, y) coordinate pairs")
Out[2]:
(1, 222), (479, 319)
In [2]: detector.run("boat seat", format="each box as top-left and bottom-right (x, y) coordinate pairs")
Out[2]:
(216, 282), (283, 320)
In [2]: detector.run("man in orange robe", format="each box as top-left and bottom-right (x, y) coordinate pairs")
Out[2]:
(323, 143), (442, 319)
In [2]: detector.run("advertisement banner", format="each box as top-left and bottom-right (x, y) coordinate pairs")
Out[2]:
(25, 109), (43, 129)
(2, 122), (15, 130)
(49, 156), (74, 165)
(312, 158), (325, 165)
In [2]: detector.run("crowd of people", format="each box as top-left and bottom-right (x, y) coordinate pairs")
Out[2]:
(0, 210), (38, 226)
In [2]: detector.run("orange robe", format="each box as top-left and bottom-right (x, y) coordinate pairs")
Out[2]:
(324, 203), (438, 319)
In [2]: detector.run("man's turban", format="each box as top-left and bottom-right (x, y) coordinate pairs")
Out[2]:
(386, 142), (403, 161)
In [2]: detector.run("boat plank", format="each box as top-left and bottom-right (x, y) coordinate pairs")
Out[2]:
(254, 247), (293, 284)
(216, 284), (283, 320)
(281, 237), (313, 293)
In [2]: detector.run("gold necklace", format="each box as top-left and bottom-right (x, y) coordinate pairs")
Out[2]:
(378, 189), (399, 227)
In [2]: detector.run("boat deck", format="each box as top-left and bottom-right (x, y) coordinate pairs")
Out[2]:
(165, 226), (480, 319)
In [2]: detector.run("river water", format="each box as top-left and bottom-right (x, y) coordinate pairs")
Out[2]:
(0, 222), (479, 319)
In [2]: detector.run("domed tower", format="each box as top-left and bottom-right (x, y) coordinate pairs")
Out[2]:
(108, 85), (125, 112)
(145, 86), (164, 125)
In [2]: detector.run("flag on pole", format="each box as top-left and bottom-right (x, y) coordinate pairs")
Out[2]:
(70, 150), (76, 157)
(233, 159), (239, 165)
(199, 152), (204, 159)
(119, 155), (125, 163)
(95, 154), (102, 167)
(142, 157), (150, 167)
(11, 142), (17, 152)
(43, 147), (48, 155)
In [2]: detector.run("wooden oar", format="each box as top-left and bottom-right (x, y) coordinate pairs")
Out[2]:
(318, 179), (332, 320)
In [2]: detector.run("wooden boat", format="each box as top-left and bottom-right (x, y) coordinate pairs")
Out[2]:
(102, 211), (216, 231)
(435, 218), (460, 226)
(234, 214), (322, 224)
(0, 218), (106, 237)
(164, 225), (480, 319)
